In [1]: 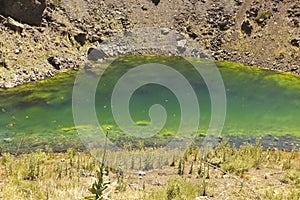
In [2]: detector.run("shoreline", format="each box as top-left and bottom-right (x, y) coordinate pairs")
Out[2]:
(0, 52), (299, 90)
(2, 134), (300, 155)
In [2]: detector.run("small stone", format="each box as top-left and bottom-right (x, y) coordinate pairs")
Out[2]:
(74, 32), (87, 46)
(196, 196), (209, 200)
(47, 56), (61, 70)
(291, 38), (300, 47)
(177, 39), (187, 53)
(141, 5), (148, 11)
(0, 14), (5, 22)
(152, 0), (160, 6)
(291, 66), (298, 71)
(14, 49), (20, 54)
(0, 59), (8, 68)
(5, 17), (24, 32)
(4, 82), (15, 88)
(138, 171), (146, 176)
(161, 28), (169, 35)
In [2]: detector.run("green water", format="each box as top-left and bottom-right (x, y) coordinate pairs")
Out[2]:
(0, 55), (299, 153)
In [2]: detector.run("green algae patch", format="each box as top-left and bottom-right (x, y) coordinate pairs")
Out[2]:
(0, 55), (299, 152)
(135, 120), (151, 126)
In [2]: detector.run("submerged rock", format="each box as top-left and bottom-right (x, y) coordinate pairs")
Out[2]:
(3, 137), (13, 143)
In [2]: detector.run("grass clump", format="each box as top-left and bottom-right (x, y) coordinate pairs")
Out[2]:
(215, 139), (266, 177)
(255, 11), (273, 21)
(144, 176), (199, 200)
(1, 139), (300, 199)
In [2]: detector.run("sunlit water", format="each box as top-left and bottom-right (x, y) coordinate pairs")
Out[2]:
(0, 55), (299, 153)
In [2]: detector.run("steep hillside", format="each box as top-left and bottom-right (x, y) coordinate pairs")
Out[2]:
(0, 0), (299, 88)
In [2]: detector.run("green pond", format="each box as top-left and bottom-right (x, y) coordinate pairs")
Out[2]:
(0, 55), (299, 153)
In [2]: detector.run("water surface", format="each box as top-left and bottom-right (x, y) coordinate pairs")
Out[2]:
(0, 55), (299, 153)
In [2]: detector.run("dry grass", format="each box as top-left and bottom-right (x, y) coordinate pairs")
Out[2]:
(1, 141), (300, 199)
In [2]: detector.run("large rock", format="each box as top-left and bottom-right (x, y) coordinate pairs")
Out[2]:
(241, 20), (253, 36)
(0, 0), (4, 14)
(0, 0), (46, 25)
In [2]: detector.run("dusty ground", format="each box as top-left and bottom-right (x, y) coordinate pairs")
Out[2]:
(1, 144), (300, 200)
(0, 0), (299, 88)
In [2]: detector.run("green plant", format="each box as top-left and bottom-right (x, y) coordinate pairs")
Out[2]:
(144, 154), (153, 171)
(170, 155), (175, 167)
(283, 159), (292, 170)
(144, 177), (199, 200)
(86, 166), (109, 200)
(86, 127), (111, 200)
(68, 148), (77, 167)
(189, 162), (194, 174)
(197, 163), (203, 177)
(115, 167), (126, 192)
(177, 158), (184, 175)
(283, 148), (296, 170)
(254, 11), (273, 24)
(253, 138), (264, 169)
(52, 0), (60, 6)
(200, 178), (208, 196)
(166, 180), (181, 200)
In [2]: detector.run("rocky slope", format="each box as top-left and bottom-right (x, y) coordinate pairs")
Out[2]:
(0, 0), (299, 88)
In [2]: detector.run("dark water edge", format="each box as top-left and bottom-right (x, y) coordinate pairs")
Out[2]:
(1, 134), (300, 155)
(224, 134), (300, 150)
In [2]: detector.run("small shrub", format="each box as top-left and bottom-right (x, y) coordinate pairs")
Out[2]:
(116, 167), (126, 192)
(144, 177), (199, 200)
(177, 159), (184, 175)
(86, 165), (109, 200)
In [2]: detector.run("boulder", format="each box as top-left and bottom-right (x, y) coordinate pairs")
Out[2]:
(241, 20), (253, 35)
(87, 48), (108, 61)
(0, 0), (4, 14)
(0, 0), (46, 25)
(74, 32), (87, 46)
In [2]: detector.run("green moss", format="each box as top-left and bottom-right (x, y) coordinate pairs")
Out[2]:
(255, 11), (273, 23)
(3, 138), (13, 143)
(135, 120), (150, 126)
(144, 176), (200, 200)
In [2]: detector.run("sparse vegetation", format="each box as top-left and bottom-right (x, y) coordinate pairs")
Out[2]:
(1, 140), (300, 199)
(255, 11), (273, 24)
